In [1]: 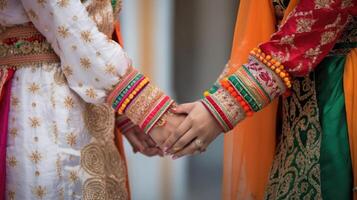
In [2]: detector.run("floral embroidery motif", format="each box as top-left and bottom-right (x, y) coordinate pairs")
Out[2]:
(341, 0), (353, 8)
(81, 31), (93, 43)
(80, 57), (91, 69)
(296, 18), (316, 33)
(315, 0), (335, 9)
(105, 63), (117, 75)
(29, 117), (41, 128)
(64, 96), (75, 109)
(37, 0), (47, 7)
(29, 150), (43, 164)
(27, 9), (38, 20)
(320, 31), (336, 45)
(9, 128), (18, 138)
(66, 132), (77, 147)
(57, 0), (69, 8)
(32, 185), (47, 199)
(85, 88), (97, 99)
(62, 65), (73, 77)
(7, 156), (17, 167)
(68, 170), (79, 183)
(58, 26), (69, 38)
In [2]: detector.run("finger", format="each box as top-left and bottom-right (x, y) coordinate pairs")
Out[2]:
(171, 103), (195, 114)
(142, 147), (164, 157)
(146, 137), (157, 147)
(172, 139), (200, 159)
(168, 129), (198, 154)
(161, 117), (192, 151)
(125, 132), (146, 152)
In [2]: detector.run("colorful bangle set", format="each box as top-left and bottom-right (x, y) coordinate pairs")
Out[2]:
(108, 69), (174, 134)
(202, 87), (245, 132)
(116, 115), (136, 134)
(250, 48), (292, 88)
(108, 70), (150, 114)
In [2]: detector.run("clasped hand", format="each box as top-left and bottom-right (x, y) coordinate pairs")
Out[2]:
(124, 101), (223, 159)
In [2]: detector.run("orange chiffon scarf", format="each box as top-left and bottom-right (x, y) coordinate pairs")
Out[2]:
(223, 0), (357, 199)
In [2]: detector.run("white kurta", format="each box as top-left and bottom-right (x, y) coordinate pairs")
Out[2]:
(1, 0), (134, 199)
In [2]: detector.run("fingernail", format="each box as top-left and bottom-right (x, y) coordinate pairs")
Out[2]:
(163, 147), (168, 152)
(172, 155), (177, 160)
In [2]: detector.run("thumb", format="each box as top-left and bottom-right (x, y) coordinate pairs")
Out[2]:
(172, 103), (195, 114)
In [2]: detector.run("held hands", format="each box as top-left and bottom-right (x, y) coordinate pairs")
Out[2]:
(123, 102), (223, 159)
(162, 101), (223, 159)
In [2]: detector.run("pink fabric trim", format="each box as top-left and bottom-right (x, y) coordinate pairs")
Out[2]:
(0, 69), (14, 200)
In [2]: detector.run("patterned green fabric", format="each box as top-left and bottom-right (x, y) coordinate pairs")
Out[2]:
(265, 74), (323, 200)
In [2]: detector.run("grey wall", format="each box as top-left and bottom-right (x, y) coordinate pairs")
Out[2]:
(173, 1), (239, 199)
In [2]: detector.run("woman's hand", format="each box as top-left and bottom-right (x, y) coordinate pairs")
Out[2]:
(124, 126), (164, 157)
(149, 113), (186, 146)
(162, 101), (223, 159)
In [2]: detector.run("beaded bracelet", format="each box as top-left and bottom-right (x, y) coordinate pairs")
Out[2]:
(250, 48), (292, 88)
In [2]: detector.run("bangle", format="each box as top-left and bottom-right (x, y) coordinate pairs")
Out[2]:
(250, 48), (292, 89)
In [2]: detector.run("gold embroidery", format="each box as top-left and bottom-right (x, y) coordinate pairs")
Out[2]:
(66, 132), (77, 147)
(57, 0), (69, 8)
(80, 57), (91, 69)
(37, 0), (47, 7)
(9, 128), (18, 138)
(105, 63), (117, 75)
(82, 103), (128, 199)
(7, 156), (17, 167)
(54, 68), (67, 86)
(27, 9), (38, 20)
(315, 0), (335, 9)
(32, 185), (47, 199)
(279, 34), (296, 47)
(342, 0), (353, 8)
(29, 117), (41, 128)
(296, 18), (316, 33)
(83, 177), (128, 200)
(81, 31), (93, 43)
(265, 76), (322, 199)
(57, 25), (69, 38)
(28, 82), (40, 94)
(11, 96), (19, 107)
(81, 143), (106, 176)
(84, 0), (115, 38)
(56, 154), (62, 179)
(320, 31), (336, 45)
(29, 150), (42, 164)
(64, 96), (75, 109)
(68, 170), (79, 183)
(83, 104), (114, 139)
(62, 65), (73, 77)
(305, 47), (322, 63)
(85, 88), (97, 99)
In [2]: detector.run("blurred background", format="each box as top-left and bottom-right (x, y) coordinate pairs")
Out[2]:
(120, 1), (239, 199)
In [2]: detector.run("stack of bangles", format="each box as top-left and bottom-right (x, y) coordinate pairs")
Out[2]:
(201, 47), (292, 132)
(108, 69), (174, 134)
(116, 115), (136, 133)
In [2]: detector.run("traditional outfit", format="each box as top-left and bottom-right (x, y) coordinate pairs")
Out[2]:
(200, 0), (357, 199)
(0, 0), (173, 199)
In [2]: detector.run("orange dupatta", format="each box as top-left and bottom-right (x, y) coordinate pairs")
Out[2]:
(223, 0), (357, 199)
(222, 1), (298, 199)
(343, 48), (357, 200)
